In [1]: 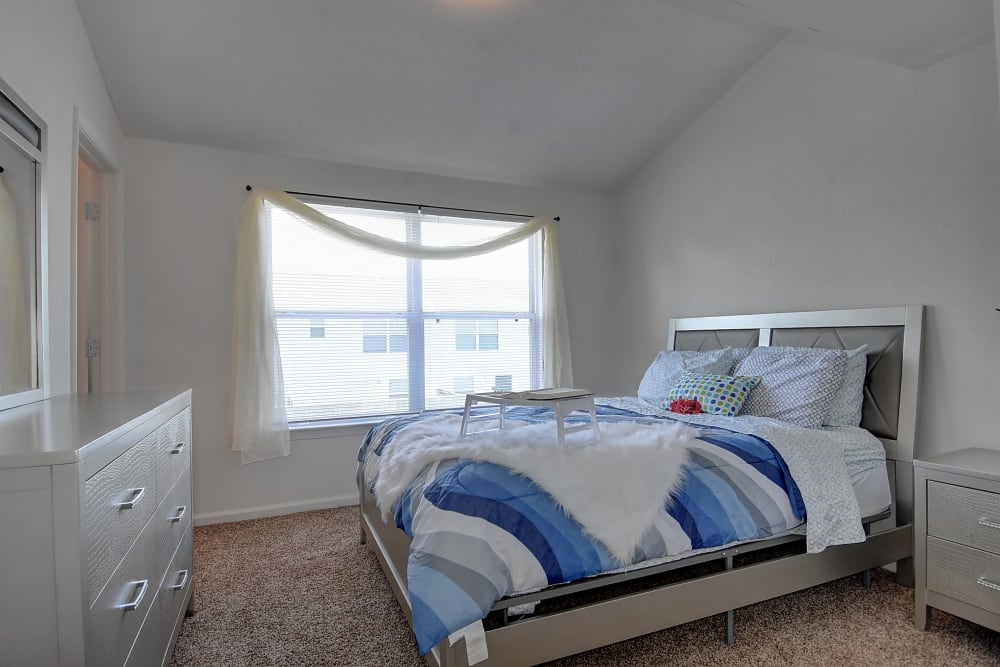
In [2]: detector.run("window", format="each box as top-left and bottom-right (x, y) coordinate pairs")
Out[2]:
(452, 376), (475, 394)
(270, 198), (543, 423)
(362, 319), (407, 353)
(388, 378), (408, 398)
(455, 319), (499, 351)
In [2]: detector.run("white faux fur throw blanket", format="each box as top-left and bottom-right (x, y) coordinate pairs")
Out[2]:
(373, 414), (694, 563)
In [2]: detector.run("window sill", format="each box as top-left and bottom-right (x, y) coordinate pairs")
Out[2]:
(289, 418), (382, 441)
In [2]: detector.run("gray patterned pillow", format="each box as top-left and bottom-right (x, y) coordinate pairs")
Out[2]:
(726, 347), (756, 373)
(637, 348), (735, 407)
(824, 345), (868, 427)
(734, 346), (848, 428)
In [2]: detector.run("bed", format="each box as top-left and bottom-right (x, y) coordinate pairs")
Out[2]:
(357, 305), (923, 667)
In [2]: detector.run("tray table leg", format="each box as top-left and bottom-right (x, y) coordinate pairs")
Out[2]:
(460, 395), (473, 436)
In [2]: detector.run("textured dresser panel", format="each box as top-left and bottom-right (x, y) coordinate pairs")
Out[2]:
(153, 467), (192, 582)
(88, 514), (158, 667)
(85, 431), (157, 605)
(927, 536), (1000, 615)
(155, 408), (191, 507)
(124, 595), (161, 667)
(159, 529), (194, 645)
(927, 481), (1000, 556)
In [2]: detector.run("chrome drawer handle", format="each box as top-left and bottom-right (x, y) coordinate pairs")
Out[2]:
(170, 569), (190, 591)
(977, 577), (1000, 592)
(978, 517), (1000, 530)
(170, 442), (185, 455)
(168, 505), (187, 523)
(118, 579), (149, 611)
(115, 487), (146, 510)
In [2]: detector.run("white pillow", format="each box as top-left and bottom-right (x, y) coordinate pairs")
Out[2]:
(824, 345), (869, 427)
(734, 346), (848, 428)
(637, 348), (735, 407)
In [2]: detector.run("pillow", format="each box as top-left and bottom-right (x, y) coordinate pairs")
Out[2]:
(824, 345), (869, 427)
(734, 346), (848, 428)
(666, 372), (761, 417)
(637, 348), (734, 407)
(727, 347), (756, 373)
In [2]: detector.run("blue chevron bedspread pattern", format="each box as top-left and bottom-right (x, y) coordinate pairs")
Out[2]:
(359, 404), (806, 655)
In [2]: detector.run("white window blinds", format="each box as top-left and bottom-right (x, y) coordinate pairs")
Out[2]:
(269, 200), (544, 423)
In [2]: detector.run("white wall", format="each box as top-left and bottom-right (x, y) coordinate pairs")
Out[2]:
(0, 0), (124, 396)
(613, 35), (1000, 459)
(123, 138), (615, 522)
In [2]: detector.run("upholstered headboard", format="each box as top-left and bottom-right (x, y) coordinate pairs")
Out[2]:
(667, 306), (923, 465)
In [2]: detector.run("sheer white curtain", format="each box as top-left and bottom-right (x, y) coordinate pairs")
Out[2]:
(230, 186), (573, 463)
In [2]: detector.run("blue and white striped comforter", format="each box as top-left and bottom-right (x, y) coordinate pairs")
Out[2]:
(359, 401), (849, 655)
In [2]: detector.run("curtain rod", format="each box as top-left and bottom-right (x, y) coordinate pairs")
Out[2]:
(244, 185), (558, 221)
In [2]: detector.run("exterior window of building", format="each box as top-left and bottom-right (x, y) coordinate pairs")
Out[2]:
(452, 376), (475, 394)
(494, 374), (513, 392)
(456, 319), (499, 351)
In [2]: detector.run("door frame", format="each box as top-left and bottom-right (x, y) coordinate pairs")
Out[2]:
(71, 108), (122, 393)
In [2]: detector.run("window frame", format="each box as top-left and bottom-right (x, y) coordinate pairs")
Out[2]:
(271, 196), (543, 427)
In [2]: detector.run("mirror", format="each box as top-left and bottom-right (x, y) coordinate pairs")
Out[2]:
(0, 78), (43, 409)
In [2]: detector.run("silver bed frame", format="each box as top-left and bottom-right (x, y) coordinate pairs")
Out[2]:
(358, 305), (924, 667)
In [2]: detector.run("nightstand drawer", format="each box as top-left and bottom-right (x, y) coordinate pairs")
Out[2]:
(927, 481), (1000, 555)
(927, 536), (1000, 615)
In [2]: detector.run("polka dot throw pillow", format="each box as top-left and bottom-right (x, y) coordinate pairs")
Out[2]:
(665, 372), (761, 417)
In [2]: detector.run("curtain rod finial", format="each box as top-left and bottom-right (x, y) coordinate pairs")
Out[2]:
(245, 184), (252, 191)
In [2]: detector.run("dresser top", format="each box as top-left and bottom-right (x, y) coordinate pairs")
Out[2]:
(0, 389), (191, 469)
(914, 447), (1000, 483)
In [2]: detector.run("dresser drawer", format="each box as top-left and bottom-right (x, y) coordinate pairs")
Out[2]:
(927, 480), (1000, 555)
(156, 409), (191, 507)
(88, 513), (160, 667)
(927, 536), (1000, 615)
(153, 467), (192, 579)
(159, 530), (193, 645)
(85, 432), (158, 605)
(124, 592), (161, 667)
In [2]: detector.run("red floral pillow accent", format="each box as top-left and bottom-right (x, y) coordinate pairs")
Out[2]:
(669, 398), (702, 415)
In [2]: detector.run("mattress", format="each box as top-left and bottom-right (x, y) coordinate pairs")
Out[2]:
(852, 460), (891, 518)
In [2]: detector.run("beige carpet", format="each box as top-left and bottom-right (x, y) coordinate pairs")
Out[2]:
(171, 507), (1000, 666)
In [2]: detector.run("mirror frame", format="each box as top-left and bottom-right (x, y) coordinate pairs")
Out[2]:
(0, 76), (47, 411)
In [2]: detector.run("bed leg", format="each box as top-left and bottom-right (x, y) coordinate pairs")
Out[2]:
(723, 554), (735, 645)
(358, 504), (368, 545)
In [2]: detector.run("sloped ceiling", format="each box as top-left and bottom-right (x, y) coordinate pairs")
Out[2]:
(668, 0), (995, 69)
(74, 0), (993, 191)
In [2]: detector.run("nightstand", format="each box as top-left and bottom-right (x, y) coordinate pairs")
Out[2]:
(914, 448), (1000, 632)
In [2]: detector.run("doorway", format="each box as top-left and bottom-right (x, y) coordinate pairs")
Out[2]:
(74, 128), (119, 395)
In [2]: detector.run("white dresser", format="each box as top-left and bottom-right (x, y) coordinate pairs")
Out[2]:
(0, 389), (193, 666)
(914, 448), (1000, 633)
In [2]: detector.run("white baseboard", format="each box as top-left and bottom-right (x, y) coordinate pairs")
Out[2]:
(193, 493), (359, 526)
